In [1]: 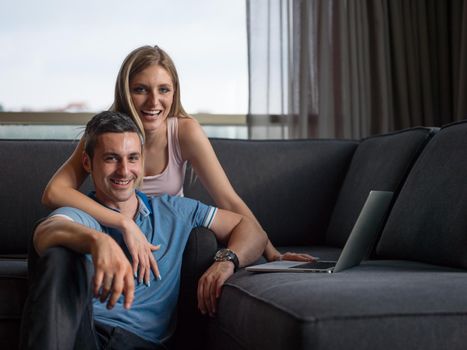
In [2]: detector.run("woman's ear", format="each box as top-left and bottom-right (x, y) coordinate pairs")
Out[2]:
(82, 152), (92, 173)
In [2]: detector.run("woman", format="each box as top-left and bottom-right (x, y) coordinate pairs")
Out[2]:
(42, 45), (313, 285)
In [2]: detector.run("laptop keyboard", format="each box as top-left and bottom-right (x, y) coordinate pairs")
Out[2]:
(289, 261), (336, 269)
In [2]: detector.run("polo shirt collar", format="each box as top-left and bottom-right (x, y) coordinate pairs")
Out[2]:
(88, 190), (152, 219)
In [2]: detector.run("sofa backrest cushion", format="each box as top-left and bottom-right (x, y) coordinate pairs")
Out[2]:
(325, 127), (435, 247)
(376, 121), (467, 268)
(0, 140), (92, 255)
(184, 138), (358, 246)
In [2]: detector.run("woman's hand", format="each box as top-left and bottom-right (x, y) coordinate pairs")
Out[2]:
(265, 240), (316, 262)
(273, 252), (317, 262)
(121, 218), (161, 285)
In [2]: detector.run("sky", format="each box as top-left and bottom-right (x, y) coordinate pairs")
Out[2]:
(0, 0), (248, 114)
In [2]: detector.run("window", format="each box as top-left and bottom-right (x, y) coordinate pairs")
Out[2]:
(0, 0), (247, 138)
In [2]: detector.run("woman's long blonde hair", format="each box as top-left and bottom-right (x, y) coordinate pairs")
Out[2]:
(112, 45), (189, 136)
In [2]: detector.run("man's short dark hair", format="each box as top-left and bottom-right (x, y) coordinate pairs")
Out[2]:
(83, 111), (144, 159)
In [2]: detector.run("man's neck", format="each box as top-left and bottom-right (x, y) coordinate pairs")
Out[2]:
(95, 193), (140, 219)
(117, 196), (139, 219)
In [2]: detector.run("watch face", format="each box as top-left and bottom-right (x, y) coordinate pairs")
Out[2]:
(214, 249), (239, 270)
(216, 249), (233, 261)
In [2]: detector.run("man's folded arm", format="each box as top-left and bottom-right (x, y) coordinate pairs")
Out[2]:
(33, 216), (135, 310)
(34, 216), (102, 256)
(209, 209), (268, 267)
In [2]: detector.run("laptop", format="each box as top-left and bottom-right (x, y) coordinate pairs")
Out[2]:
(246, 190), (393, 274)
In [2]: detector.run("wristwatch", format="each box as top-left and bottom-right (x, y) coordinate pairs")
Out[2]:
(214, 248), (240, 271)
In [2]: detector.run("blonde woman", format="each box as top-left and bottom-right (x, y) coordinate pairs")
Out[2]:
(43, 45), (313, 285)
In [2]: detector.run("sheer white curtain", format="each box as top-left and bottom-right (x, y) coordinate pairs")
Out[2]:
(247, 0), (291, 139)
(247, 0), (467, 139)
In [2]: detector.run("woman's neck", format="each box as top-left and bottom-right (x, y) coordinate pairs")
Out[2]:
(144, 119), (168, 148)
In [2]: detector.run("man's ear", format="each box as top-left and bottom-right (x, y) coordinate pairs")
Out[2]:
(82, 152), (92, 173)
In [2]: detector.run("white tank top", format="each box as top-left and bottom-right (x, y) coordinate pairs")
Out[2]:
(140, 117), (187, 196)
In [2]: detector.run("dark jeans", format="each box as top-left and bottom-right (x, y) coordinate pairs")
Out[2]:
(20, 246), (167, 350)
(94, 321), (168, 350)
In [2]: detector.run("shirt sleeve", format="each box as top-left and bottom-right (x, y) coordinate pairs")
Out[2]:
(161, 195), (218, 229)
(49, 207), (102, 232)
(202, 206), (218, 229)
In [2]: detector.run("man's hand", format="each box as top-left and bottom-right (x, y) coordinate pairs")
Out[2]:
(91, 234), (135, 310)
(196, 209), (267, 317)
(197, 261), (235, 317)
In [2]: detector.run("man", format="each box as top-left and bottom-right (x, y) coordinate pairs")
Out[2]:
(20, 111), (267, 349)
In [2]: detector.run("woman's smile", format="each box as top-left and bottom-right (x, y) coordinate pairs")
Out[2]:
(130, 64), (174, 132)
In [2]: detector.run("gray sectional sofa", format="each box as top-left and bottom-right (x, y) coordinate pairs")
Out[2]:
(2, 120), (467, 349)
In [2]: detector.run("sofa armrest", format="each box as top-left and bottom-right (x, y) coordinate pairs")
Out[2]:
(174, 227), (219, 349)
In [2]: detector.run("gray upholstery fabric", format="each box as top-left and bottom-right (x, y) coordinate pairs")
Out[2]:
(212, 260), (467, 350)
(0, 260), (28, 349)
(174, 227), (219, 350)
(184, 138), (358, 246)
(376, 121), (467, 268)
(325, 128), (435, 247)
(0, 140), (92, 255)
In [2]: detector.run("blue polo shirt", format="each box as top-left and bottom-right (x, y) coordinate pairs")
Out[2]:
(49, 192), (217, 344)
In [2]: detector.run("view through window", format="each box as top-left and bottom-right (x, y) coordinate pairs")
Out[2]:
(0, 0), (247, 115)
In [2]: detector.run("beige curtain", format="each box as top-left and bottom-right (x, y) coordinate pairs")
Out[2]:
(247, 0), (467, 139)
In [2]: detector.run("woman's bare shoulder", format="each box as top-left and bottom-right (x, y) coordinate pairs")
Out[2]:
(176, 116), (212, 161)
(177, 116), (206, 142)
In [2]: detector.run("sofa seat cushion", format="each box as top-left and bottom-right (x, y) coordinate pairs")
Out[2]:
(210, 260), (467, 350)
(0, 259), (28, 317)
(0, 259), (28, 349)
